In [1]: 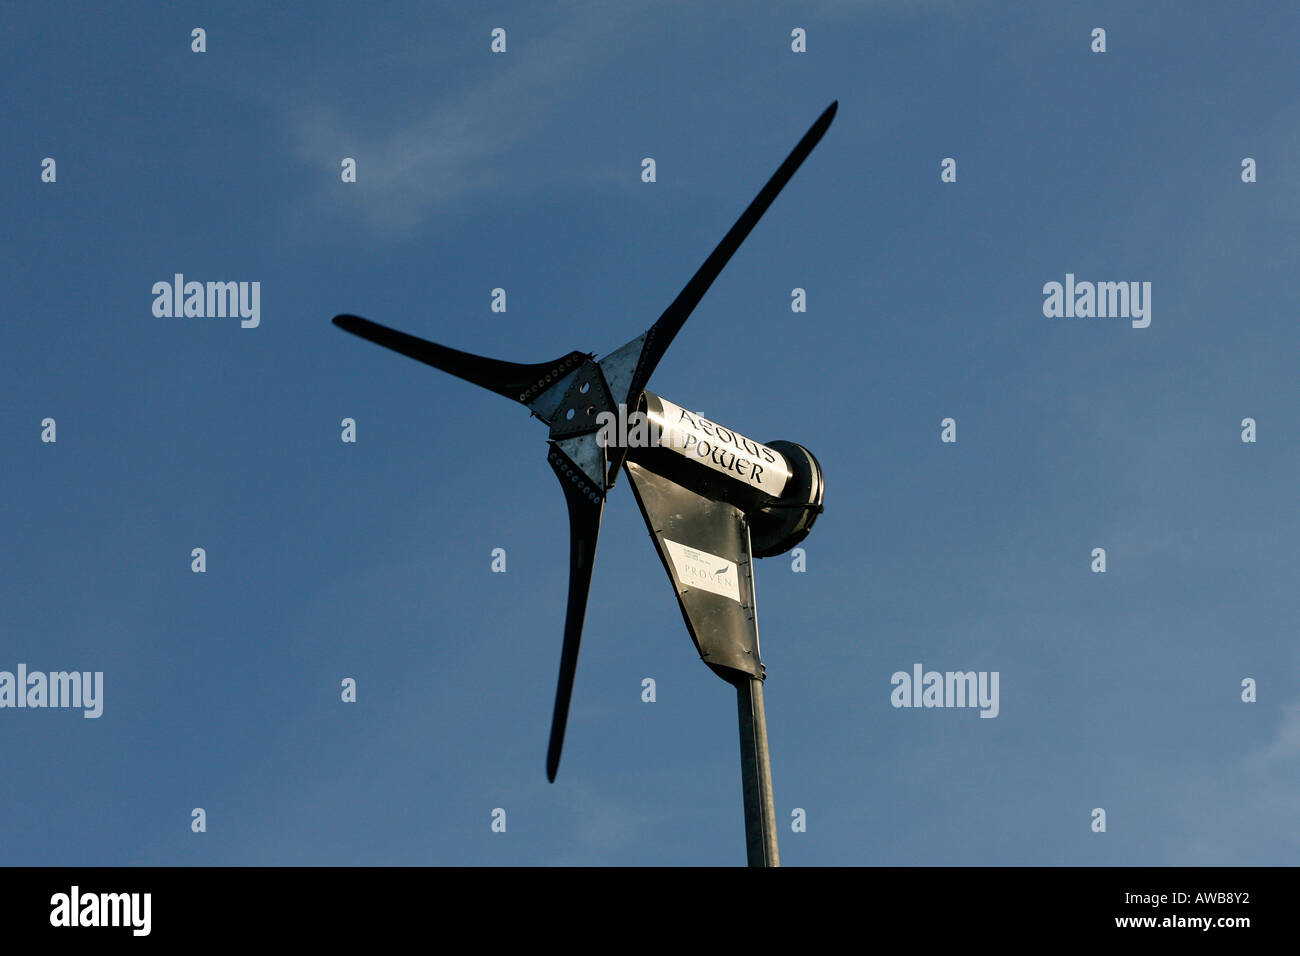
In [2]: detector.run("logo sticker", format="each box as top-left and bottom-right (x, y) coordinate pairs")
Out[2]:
(662, 539), (741, 603)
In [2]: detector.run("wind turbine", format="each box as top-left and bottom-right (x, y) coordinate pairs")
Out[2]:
(332, 101), (837, 865)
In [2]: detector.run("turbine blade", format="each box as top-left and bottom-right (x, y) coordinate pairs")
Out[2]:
(544, 442), (607, 782)
(624, 101), (838, 402)
(333, 314), (588, 407)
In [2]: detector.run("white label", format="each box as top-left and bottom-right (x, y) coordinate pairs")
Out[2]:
(662, 538), (741, 603)
(650, 397), (790, 499)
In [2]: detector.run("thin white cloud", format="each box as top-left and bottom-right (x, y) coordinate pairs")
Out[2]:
(1246, 698), (1300, 771)
(1175, 697), (1300, 864)
(290, 3), (652, 233)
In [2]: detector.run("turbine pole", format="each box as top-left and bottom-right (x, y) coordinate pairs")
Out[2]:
(736, 676), (779, 866)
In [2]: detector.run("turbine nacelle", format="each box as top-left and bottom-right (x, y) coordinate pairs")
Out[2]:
(618, 392), (822, 558)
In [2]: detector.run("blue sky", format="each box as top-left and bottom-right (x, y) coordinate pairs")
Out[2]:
(2, 0), (1297, 865)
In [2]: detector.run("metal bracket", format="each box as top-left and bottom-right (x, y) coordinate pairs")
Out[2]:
(548, 359), (617, 440)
